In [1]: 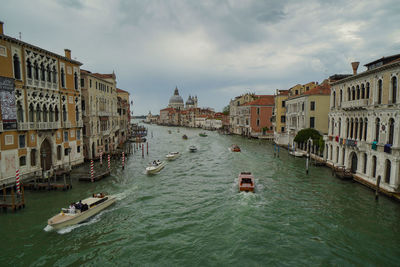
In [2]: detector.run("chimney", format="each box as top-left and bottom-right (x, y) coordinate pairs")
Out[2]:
(0, 21), (4, 35)
(64, 49), (71, 59)
(351, 61), (360, 75)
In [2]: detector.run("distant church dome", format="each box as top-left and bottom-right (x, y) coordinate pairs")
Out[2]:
(168, 87), (184, 109)
(186, 95), (194, 105)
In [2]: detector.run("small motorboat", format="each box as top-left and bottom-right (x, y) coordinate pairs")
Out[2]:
(189, 145), (197, 152)
(238, 172), (255, 192)
(47, 193), (116, 230)
(146, 160), (166, 174)
(166, 152), (180, 160)
(182, 134), (188, 140)
(231, 144), (241, 152)
(168, 130), (172, 134)
(289, 151), (304, 157)
(199, 132), (207, 137)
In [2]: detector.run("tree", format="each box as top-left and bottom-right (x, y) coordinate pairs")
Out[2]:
(294, 128), (322, 144)
(222, 105), (230, 115)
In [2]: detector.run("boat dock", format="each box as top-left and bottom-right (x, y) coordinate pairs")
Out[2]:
(0, 185), (25, 212)
(78, 170), (111, 182)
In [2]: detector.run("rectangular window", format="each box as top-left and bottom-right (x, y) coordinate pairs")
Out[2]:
(280, 116), (285, 123)
(310, 101), (315, 111)
(57, 145), (62, 160)
(19, 156), (26, 166)
(64, 131), (69, 142)
(19, 134), (26, 148)
(89, 79), (92, 88)
(77, 130), (81, 140)
(257, 108), (260, 115)
(64, 148), (68, 156)
(281, 101), (285, 107)
(302, 103), (304, 111)
(310, 117), (315, 128)
(77, 146), (81, 153)
(96, 81), (98, 89)
(80, 78), (84, 87)
(281, 126), (285, 132)
(257, 119), (260, 126)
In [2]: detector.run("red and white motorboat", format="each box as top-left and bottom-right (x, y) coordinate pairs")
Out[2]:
(238, 172), (255, 192)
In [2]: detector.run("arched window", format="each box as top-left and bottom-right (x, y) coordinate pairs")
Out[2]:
(330, 145), (333, 160)
(346, 118), (350, 138)
(47, 65), (51, 82)
(375, 118), (380, 142)
(75, 106), (79, 122)
(378, 80), (382, 104)
(42, 105), (48, 122)
(34, 61), (39, 80)
(359, 118), (363, 141)
(363, 153), (367, 174)
(62, 105), (67, 122)
(385, 159), (391, 184)
(352, 86), (356, 100)
(372, 156), (377, 178)
(392, 76), (397, 103)
(52, 66), (57, 83)
(40, 63), (45, 81)
(31, 149), (37, 166)
(332, 91), (336, 107)
(356, 85), (360, 99)
(350, 118), (354, 139)
(364, 118), (368, 141)
(388, 118), (394, 145)
(340, 90), (343, 104)
(366, 82), (370, 99)
(29, 103), (34, 122)
(13, 54), (21, 80)
(336, 146), (339, 163)
(17, 101), (24, 122)
(61, 67), (65, 88)
(49, 105), (54, 122)
(74, 72), (78, 90)
(36, 104), (41, 122)
(55, 106), (59, 121)
(338, 118), (342, 136)
(26, 59), (32, 79)
(361, 84), (365, 99)
(331, 118), (334, 135)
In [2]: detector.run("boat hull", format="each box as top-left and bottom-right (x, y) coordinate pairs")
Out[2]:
(146, 162), (166, 174)
(48, 196), (116, 230)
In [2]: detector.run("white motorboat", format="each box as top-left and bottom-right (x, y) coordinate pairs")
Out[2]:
(189, 145), (197, 152)
(146, 160), (166, 174)
(47, 193), (116, 230)
(289, 151), (304, 157)
(166, 152), (180, 160)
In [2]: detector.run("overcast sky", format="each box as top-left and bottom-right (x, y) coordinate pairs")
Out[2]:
(1, 0), (399, 115)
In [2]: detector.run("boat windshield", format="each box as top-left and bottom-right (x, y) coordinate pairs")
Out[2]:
(241, 178), (253, 185)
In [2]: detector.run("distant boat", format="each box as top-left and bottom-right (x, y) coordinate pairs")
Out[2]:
(189, 145), (197, 152)
(238, 172), (255, 192)
(231, 144), (241, 152)
(289, 151), (303, 157)
(166, 152), (180, 161)
(199, 132), (207, 137)
(47, 193), (116, 230)
(168, 130), (172, 134)
(146, 160), (166, 174)
(182, 134), (188, 140)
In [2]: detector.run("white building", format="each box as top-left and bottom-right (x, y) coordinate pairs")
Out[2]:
(325, 57), (400, 194)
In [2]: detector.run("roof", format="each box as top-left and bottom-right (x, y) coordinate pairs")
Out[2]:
(160, 107), (174, 112)
(92, 73), (116, 79)
(117, 88), (129, 94)
(364, 54), (400, 67)
(244, 95), (275, 106)
(277, 90), (289, 96)
(302, 83), (331, 95)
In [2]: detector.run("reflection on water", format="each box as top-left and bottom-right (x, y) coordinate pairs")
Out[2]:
(1, 123), (400, 266)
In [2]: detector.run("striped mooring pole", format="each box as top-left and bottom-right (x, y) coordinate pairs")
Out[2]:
(100, 151), (103, 166)
(16, 169), (21, 194)
(90, 160), (94, 182)
(122, 152), (125, 170)
(108, 154), (111, 170)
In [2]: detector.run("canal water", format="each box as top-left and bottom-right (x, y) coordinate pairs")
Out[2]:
(1, 123), (400, 266)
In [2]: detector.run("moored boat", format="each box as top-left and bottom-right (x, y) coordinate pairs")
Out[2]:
(238, 172), (255, 192)
(146, 160), (166, 174)
(199, 132), (207, 137)
(289, 151), (304, 157)
(189, 145), (197, 152)
(182, 134), (188, 140)
(231, 144), (241, 152)
(166, 152), (180, 160)
(47, 193), (116, 230)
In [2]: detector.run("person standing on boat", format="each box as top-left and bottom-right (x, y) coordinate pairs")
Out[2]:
(69, 203), (76, 214)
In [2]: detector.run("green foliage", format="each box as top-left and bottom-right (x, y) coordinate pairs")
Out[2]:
(294, 128), (322, 144)
(222, 105), (230, 115)
(318, 137), (325, 154)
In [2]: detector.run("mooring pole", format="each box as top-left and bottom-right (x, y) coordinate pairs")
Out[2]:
(375, 176), (381, 200)
(142, 145), (144, 158)
(147, 142), (149, 155)
(277, 145), (280, 158)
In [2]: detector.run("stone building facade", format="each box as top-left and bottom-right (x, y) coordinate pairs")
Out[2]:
(325, 56), (400, 193)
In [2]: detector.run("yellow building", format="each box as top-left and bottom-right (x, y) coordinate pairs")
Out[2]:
(0, 21), (83, 185)
(273, 89), (289, 145)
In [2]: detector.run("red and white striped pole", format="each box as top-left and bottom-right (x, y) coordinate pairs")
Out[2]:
(108, 154), (110, 170)
(90, 160), (94, 182)
(122, 152), (125, 170)
(100, 151), (103, 166)
(16, 169), (21, 194)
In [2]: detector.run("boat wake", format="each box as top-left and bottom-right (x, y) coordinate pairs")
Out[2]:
(43, 225), (53, 232)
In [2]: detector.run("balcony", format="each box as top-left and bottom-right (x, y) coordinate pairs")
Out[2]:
(77, 121), (83, 127)
(38, 121), (61, 130)
(102, 129), (111, 136)
(17, 122), (30, 131)
(63, 121), (72, 128)
(341, 99), (369, 110)
(98, 111), (110, 117)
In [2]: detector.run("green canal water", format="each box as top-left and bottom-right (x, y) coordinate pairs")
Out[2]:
(1, 123), (400, 266)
